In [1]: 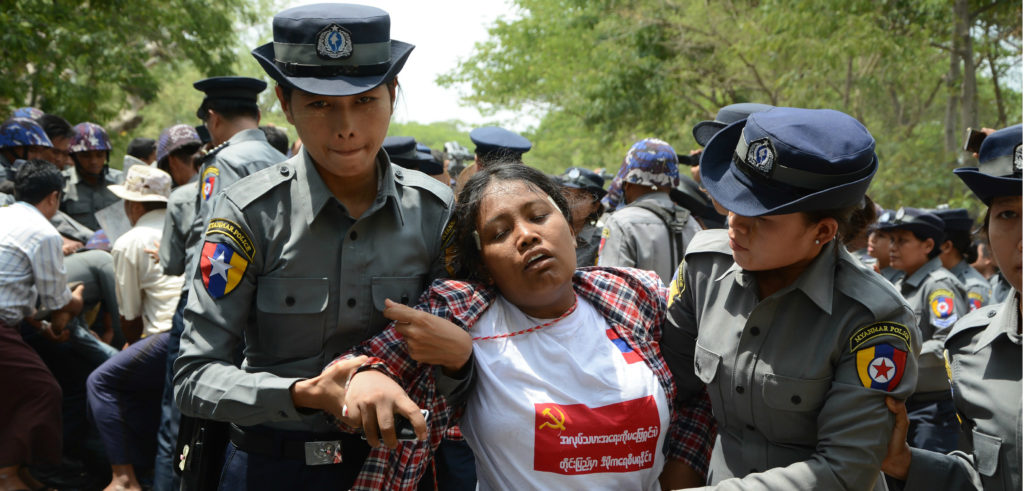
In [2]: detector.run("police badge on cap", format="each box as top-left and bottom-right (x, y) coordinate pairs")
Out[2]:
(317, 24), (353, 59)
(745, 138), (775, 178)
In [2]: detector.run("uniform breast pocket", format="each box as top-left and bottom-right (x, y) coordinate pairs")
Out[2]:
(971, 428), (1002, 477)
(694, 343), (726, 425)
(760, 373), (831, 444)
(255, 276), (329, 358)
(368, 275), (426, 337)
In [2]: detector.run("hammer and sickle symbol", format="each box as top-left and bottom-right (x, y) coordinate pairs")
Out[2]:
(538, 406), (566, 431)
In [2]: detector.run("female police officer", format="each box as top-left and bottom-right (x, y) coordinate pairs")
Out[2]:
(662, 107), (920, 489)
(173, 4), (454, 489)
(883, 124), (1022, 490)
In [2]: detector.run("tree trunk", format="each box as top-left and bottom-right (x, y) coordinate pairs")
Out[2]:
(943, 37), (961, 153)
(957, 0), (978, 132)
(985, 25), (1007, 127)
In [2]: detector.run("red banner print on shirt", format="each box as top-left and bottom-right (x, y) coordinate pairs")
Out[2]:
(533, 396), (660, 475)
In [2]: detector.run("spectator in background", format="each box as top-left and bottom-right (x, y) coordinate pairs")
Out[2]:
(556, 166), (606, 267)
(125, 137), (157, 169)
(0, 159), (84, 491)
(0, 117), (53, 184)
(62, 122), (123, 231)
(155, 124), (202, 187)
(86, 165), (182, 491)
(259, 124), (289, 156)
(36, 114), (75, 171)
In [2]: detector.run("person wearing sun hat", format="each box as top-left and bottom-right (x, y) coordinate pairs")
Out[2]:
(174, 4), (459, 489)
(882, 125), (1022, 490)
(663, 107), (921, 489)
(87, 164), (185, 491)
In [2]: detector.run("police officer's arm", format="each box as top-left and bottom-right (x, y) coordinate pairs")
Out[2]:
(173, 198), (306, 425)
(597, 215), (638, 269)
(919, 282), (966, 373)
(158, 197), (185, 275)
(881, 396), (984, 490)
(708, 307), (921, 491)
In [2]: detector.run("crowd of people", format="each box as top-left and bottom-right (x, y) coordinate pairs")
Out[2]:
(0, 2), (1019, 491)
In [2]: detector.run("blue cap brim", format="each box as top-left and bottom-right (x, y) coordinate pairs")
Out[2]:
(692, 120), (726, 147)
(699, 119), (876, 217)
(953, 167), (1022, 206)
(252, 40), (413, 96)
(875, 221), (945, 245)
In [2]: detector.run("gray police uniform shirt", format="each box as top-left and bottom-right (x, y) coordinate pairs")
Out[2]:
(903, 292), (1021, 491)
(159, 180), (198, 276)
(663, 230), (920, 490)
(174, 149), (454, 432)
(183, 128), (286, 288)
(575, 223), (601, 268)
(880, 266), (905, 285)
(895, 256), (969, 395)
(61, 166), (124, 231)
(990, 272), (1012, 304)
(51, 211), (94, 243)
(598, 192), (700, 285)
(950, 260), (992, 312)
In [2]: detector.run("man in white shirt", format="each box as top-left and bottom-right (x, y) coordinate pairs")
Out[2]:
(0, 159), (84, 491)
(85, 165), (183, 491)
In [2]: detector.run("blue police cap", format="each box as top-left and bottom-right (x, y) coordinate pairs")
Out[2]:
(876, 207), (946, 245)
(558, 167), (606, 200)
(470, 126), (532, 159)
(700, 107), (877, 217)
(954, 124), (1021, 206)
(193, 76), (267, 119)
(932, 208), (974, 234)
(252, 4), (413, 97)
(382, 136), (432, 170)
(692, 103), (774, 147)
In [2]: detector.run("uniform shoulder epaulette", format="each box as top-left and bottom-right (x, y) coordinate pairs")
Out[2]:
(224, 162), (294, 210)
(683, 229), (731, 258)
(836, 253), (908, 320)
(946, 303), (997, 344)
(392, 165), (454, 207)
(199, 140), (231, 165)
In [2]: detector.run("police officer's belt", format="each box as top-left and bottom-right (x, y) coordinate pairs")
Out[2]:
(228, 423), (370, 466)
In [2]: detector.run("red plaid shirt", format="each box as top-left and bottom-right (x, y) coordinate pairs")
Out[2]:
(331, 267), (715, 490)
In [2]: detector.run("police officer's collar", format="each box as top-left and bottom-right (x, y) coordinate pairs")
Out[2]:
(973, 292), (1021, 350)
(723, 238), (837, 314)
(902, 256), (943, 289)
(299, 148), (403, 225)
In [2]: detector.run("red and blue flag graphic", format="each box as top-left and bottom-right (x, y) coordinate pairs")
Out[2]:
(606, 329), (642, 364)
(200, 242), (248, 299)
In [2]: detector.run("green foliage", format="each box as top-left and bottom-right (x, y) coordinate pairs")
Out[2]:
(441, 0), (1022, 208)
(387, 120), (474, 153)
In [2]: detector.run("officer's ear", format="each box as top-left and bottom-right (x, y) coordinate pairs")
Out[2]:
(939, 240), (954, 254)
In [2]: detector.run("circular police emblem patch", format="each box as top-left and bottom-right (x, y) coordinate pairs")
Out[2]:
(316, 24), (353, 60)
(1013, 144), (1022, 173)
(745, 138), (775, 177)
(894, 207), (906, 221)
(868, 356), (896, 383)
(567, 168), (581, 179)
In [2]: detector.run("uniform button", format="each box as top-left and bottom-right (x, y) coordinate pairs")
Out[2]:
(791, 395), (802, 405)
(987, 310), (997, 318)
(735, 386), (744, 394)
(350, 231), (358, 240)
(750, 326), (760, 336)
(279, 165), (289, 176)
(395, 170), (403, 179)
(347, 298), (356, 308)
(285, 296), (295, 307)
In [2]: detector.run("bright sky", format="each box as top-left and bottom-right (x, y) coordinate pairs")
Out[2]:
(286, 0), (535, 130)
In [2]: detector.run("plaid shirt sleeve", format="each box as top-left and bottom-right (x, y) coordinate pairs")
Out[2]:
(325, 281), (476, 490)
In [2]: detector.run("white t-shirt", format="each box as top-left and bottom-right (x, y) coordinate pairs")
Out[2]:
(111, 209), (184, 337)
(461, 295), (670, 490)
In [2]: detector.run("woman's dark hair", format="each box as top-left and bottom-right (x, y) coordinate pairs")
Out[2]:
(945, 230), (978, 263)
(452, 162), (572, 281)
(804, 195), (878, 249)
(37, 114), (74, 141)
(13, 159), (64, 204)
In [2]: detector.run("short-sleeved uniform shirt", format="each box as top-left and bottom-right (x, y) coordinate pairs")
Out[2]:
(598, 192), (700, 285)
(904, 292), (1021, 490)
(174, 149), (453, 432)
(111, 209), (184, 337)
(662, 230), (920, 490)
(159, 180), (198, 276)
(895, 256), (969, 394)
(950, 260), (992, 311)
(61, 166), (124, 231)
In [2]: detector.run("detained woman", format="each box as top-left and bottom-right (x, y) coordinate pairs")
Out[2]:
(661, 107), (920, 489)
(882, 124), (1022, 490)
(334, 164), (715, 490)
